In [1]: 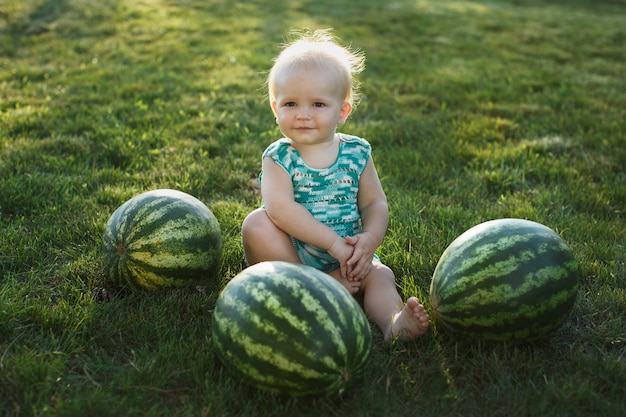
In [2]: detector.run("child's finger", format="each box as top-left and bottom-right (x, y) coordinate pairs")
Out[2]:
(339, 260), (349, 280)
(350, 258), (372, 281)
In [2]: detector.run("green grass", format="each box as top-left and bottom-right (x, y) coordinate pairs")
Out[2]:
(1, 0), (624, 415)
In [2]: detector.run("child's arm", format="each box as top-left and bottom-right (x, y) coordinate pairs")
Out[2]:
(261, 157), (355, 277)
(347, 158), (389, 280)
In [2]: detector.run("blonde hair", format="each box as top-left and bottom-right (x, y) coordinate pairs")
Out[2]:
(267, 29), (366, 108)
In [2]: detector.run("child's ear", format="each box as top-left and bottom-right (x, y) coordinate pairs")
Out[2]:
(337, 102), (352, 126)
(271, 100), (278, 116)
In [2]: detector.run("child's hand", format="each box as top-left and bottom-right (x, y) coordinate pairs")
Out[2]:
(327, 236), (355, 280)
(346, 233), (377, 281)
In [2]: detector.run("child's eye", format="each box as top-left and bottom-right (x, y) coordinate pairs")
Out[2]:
(284, 102), (296, 107)
(313, 102), (325, 107)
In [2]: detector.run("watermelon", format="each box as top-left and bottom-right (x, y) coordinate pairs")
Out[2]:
(430, 218), (578, 342)
(102, 189), (222, 290)
(211, 261), (372, 397)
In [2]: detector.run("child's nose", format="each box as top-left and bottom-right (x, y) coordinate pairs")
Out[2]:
(296, 109), (311, 119)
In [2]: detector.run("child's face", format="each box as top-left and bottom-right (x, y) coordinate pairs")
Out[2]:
(271, 65), (351, 146)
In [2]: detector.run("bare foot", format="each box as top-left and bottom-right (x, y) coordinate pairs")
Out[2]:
(386, 297), (430, 341)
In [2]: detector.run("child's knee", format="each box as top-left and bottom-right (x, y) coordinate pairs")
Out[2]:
(367, 263), (396, 286)
(242, 209), (269, 237)
(376, 263), (395, 279)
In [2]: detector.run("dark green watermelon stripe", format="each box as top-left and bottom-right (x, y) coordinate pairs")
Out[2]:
(434, 231), (564, 294)
(133, 260), (214, 280)
(104, 256), (144, 289)
(213, 325), (345, 396)
(130, 235), (222, 259)
(253, 264), (355, 347)
(248, 277), (352, 370)
(439, 288), (576, 344)
(289, 280), (349, 358)
(434, 239), (576, 304)
(432, 234), (532, 293)
(441, 283), (575, 324)
(309, 282), (370, 371)
(435, 258), (577, 311)
(128, 217), (213, 246)
(103, 209), (125, 248)
(254, 272), (341, 330)
(215, 278), (344, 375)
(213, 330), (337, 391)
(124, 246), (216, 271)
(212, 314), (351, 396)
(124, 198), (205, 243)
(287, 266), (372, 367)
(216, 336), (332, 389)
(440, 257), (578, 311)
(112, 194), (161, 241)
(457, 239), (572, 285)
(129, 238), (219, 262)
(212, 304), (333, 384)
(109, 259), (130, 284)
(436, 248), (538, 301)
(213, 332), (325, 393)
(213, 314), (325, 380)
(440, 312), (571, 341)
(116, 196), (203, 243)
(436, 225), (556, 269)
(275, 264), (371, 368)
(129, 249), (213, 270)
(124, 263), (194, 289)
(125, 263), (179, 289)
(236, 278), (316, 338)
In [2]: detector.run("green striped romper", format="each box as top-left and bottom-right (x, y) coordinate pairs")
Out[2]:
(261, 133), (380, 273)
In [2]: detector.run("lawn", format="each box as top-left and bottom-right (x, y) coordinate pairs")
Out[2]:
(1, 0), (625, 416)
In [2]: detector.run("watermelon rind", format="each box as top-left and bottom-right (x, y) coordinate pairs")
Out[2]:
(211, 261), (372, 397)
(102, 189), (222, 290)
(430, 218), (579, 342)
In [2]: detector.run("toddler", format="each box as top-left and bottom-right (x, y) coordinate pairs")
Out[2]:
(241, 29), (429, 341)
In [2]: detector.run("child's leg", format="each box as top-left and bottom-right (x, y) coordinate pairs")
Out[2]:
(361, 263), (430, 341)
(242, 208), (301, 265)
(241, 210), (428, 340)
